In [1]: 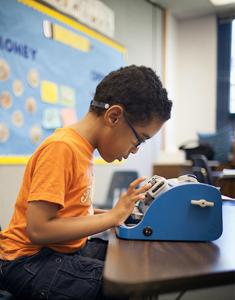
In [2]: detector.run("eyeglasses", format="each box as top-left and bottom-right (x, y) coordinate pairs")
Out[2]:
(90, 100), (144, 148)
(123, 113), (144, 148)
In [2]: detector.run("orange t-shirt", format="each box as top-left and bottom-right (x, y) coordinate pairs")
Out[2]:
(0, 127), (94, 261)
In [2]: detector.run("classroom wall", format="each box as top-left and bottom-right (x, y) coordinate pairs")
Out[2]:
(176, 15), (217, 143)
(160, 13), (217, 162)
(0, 166), (24, 230)
(161, 12), (179, 156)
(0, 0), (163, 227)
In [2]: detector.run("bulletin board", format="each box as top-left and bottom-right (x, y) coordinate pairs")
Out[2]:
(0, 0), (126, 164)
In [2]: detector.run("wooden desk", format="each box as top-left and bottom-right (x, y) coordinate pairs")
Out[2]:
(103, 205), (235, 299)
(215, 178), (235, 198)
(152, 163), (192, 179)
(153, 163), (235, 198)
(152, 162), (220, 183)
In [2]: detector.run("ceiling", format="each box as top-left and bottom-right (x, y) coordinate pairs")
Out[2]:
(148, 0), (235, 19)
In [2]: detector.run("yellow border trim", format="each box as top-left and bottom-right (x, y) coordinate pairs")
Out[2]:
(0, 156), (121, 165)
(0, 156), (30, 165)
(95, 157), (107, 165)
(18, 0), (126, 54)
(94, 158), (121, 165)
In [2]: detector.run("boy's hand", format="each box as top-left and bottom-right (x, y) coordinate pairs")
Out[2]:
(110, 177), (151, 226)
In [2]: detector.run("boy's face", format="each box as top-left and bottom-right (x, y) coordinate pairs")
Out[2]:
(97, 105), (164, 163)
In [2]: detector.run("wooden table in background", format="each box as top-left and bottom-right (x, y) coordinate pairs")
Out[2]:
(153, 163), (235, 198)
(103, 204), (235, 299)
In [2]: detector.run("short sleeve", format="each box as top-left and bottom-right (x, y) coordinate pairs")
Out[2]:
(28, 142), (73, 208)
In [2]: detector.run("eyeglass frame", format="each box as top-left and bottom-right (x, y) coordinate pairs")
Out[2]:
(90, 100), (144, 148)
(123, 113), (144, 148)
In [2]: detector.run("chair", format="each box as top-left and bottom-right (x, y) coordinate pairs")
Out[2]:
(97, 171), (139, 209)
(198, 126), (233, 163)
(191, 155), (222, 185)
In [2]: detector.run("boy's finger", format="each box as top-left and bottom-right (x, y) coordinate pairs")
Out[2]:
(132, 193), (145, 202)
(134, 183), (152, 195)
(128, 177), (147, 191)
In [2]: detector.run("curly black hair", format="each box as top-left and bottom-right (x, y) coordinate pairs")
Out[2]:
(89, 65), (172, 125)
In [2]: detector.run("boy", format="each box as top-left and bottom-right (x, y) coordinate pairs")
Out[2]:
(0, 65), (172, 299)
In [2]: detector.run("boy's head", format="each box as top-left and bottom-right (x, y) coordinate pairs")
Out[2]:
(89, 65), (172, 162)
(90, 65), (172, 125)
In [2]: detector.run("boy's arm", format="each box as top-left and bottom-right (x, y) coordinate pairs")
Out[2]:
(26, 201), (115, 244)
(94, 208), (108, 214)
(26, 177), (150, 245)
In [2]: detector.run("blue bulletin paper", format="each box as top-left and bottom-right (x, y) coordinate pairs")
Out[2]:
(0, 0), (126, 163)
(42, 108), (61, 129)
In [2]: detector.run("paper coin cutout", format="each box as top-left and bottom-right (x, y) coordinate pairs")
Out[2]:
(0, 91), (12, 109)
(27, 69), (40, 88)
(13, 79), (24, 97)
(25, 97), (37, 113)
(0, 59), (10, 81)
(29, 125), (42, 144)
(12, 110), (24, 127)
(0, 123), (9, 143)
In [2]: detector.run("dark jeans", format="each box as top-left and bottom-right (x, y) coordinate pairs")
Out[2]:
(0, 238), (108, 300)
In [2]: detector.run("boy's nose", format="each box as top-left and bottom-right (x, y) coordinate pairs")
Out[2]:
(131, 147), (139, 154)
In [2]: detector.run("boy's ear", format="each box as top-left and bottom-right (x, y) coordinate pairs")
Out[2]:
(104, 105), (124, 127)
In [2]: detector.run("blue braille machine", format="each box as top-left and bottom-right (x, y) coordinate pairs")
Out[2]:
(116, 175), (223, 241)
